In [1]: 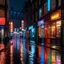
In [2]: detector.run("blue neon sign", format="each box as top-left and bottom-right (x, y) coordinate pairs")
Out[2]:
(48, 0), (51, 11)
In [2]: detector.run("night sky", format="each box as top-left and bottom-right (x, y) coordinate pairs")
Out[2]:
(9, 0), (28, 28)
(9, 0), (27, 11)
(9, 0), (27, 18)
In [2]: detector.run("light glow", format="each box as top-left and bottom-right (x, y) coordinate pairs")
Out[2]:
(48, 0), (51, 11)
(10, 22), (13, 32)
(38, 20), (44, 26)
(0, 18), (5, 25)
(51, 10), (61, 20)
(10, 44), (13, 64)
(56, 55), (61, 64)
(52, 50), (56, 64)
(51, 13), (60, 20)
(28, 25), (33, 30)
(52, 46), (56, 48)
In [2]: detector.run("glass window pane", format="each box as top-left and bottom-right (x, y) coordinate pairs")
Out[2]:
(39, 8), (42, 18)
(41, 25), (44, 38)
(48, 25), (51, 38)
(44, 24), (51, 38)
(51, 22), (56, 38)
(38, 27), (42, 38)
(56, 20), (61, 37)
(44, 3), (48, 15)
(44, 25), (48, 38)
(52, 0), (56, 10)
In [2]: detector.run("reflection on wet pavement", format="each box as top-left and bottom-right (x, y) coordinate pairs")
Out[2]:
(20, 40), (24, 64)
(10, 42), (13, 64)
(0, 44), (5, 64)
(0, 51), (5, 64)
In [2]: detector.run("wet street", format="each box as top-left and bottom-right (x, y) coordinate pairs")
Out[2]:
(0, 33), (37, 64)
(0, 32), (61, 64)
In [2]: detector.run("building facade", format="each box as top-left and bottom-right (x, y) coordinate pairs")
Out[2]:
(0, 0), (9, 45)
(24, 0), (64, 64)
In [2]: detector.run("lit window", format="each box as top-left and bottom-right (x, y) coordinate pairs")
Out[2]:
(39, 8), (42, 18)
(52, 0), (56, 10)
(56, 20), (61, 37)
(51, 22), (56, 38)
(44, 3), (48, 15)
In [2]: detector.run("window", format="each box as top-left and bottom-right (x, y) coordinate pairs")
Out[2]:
(0, 9), (5, 17)
(38, 26), (44, 38)
(58, 0), (61, 6)
(0, 0), (5, 5)
(56, 20), (61, 37)
(39, 8), (42, 18)
(44, 24), (51, 38)
(51, 22), (56, 38)
(41, 25), (44, 38)
(44, 3), (48, 15)
(52, 0), (56, 10)
(31, 28), (35, 38)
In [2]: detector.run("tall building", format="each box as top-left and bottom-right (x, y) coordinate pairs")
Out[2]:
(0, 0), (9, 45)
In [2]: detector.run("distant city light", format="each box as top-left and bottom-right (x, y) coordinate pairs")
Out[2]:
(21, 20), (24, 30)
(52, 46), (56, 48)
(21, 20), (24, 24)
(10, 22), (13, 32)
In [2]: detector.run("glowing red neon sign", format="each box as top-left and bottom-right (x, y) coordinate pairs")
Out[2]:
(0, 18), (5, 25)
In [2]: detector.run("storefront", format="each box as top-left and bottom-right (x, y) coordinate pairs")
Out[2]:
(44, 9), (61, 64)
(36, 9), (61, 64)
(37, 20), (44, 64)
(0, 18), (5, 43)
(38, 20), (44, 45)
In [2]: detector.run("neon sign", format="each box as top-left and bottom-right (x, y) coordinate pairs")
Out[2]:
(51, 13), (60, 20)
(10, 22), (13, 32)
(48, 0), (51, 11)
(0, 18), (5, 25)
(51, 10), (61, 20)
(38, 20), (44, 26)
